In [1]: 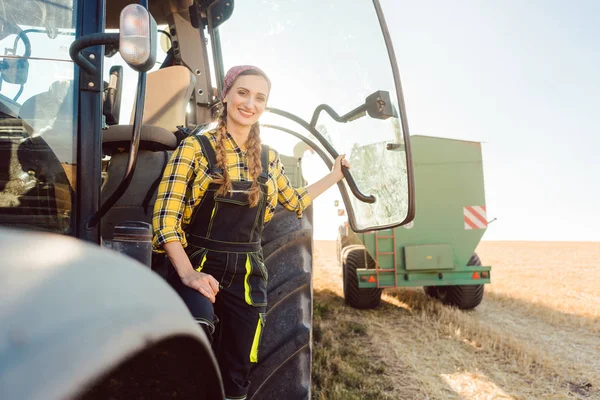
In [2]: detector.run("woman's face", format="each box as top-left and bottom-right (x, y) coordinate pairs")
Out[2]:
(224, 74), (270, 128)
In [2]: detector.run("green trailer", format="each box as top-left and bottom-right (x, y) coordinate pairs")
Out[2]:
(339, 135), (492, 310)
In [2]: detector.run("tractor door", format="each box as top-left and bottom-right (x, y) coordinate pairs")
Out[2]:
(0, 0), (80, 234)
(214, 0), (415, 232)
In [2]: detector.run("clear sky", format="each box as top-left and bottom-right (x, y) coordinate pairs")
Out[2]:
(381, 0), (600, 241)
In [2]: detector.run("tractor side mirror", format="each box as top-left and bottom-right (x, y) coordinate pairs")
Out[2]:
(1, 58), (29, 85)
(365, 90), (394, 120)
(119, 4), (157, 72)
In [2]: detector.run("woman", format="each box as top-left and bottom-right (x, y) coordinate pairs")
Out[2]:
(152, 65), (349, 400)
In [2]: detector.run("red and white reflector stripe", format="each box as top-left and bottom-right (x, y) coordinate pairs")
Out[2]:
(464, 206), (487, 230)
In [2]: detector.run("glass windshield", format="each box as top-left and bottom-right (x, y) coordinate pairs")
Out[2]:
(217, 0), (410, 231)
(0, 0), (77, 233)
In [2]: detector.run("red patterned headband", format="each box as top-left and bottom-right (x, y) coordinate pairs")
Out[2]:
(220, 65), (270, 100)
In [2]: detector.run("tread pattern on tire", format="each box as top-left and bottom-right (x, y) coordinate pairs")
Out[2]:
(343, 245), (382, 309)
(423, 253), (485, 310)
(247, 205), (313, 400)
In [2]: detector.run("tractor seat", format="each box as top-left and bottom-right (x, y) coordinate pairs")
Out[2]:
(101, 66), (196, 241)
(102, 65), (195, 153)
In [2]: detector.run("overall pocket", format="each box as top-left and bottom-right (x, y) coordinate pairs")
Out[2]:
(188, 247), (209, 272)
(250, 252), (269, 281)
(208, 193), (261, 243)
(243, 254), (268, 307)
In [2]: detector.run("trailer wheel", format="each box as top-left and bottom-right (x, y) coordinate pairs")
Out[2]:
(423, 253), (485, 310)
(247, 205), (313, 400)
(336, 227), (349, 264)
(343, 245), (383, 310)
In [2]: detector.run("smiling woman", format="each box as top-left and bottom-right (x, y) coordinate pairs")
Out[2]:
(152, 65), (349, 400)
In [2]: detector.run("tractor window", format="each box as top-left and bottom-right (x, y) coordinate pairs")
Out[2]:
(217, 0), (410, 231)
(0, 0), (77, 233)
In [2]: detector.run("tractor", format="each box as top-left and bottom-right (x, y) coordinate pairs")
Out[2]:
(0, 0), (416, 399)
(337, 135), (492, 310)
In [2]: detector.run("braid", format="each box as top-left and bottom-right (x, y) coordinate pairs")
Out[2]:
(246, 123), (263, 207)
(213, 106), (232, 197)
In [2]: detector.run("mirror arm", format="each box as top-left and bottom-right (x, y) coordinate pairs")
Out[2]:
(340, 103), (368, 122)
(309, 103), (368, 128)
(12, 84), (24, 102)
(69, 33), (119, 76)
(309, 104), (339, 127)
(268, 107), (376, 204)
(11, 30), (32, 58)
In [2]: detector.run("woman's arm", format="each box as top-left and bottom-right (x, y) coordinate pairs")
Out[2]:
(152, 136), (219, 301)
(306, 154), (348, 201)
(152, 138), (199, 251)
(274, 152), (348, 217)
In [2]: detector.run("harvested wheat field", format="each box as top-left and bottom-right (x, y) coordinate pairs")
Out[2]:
(311, 240), (600, 400)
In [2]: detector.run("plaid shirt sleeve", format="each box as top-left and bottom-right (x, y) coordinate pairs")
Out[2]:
(274, 153), (312, 218)
(152, 136), (210, 252)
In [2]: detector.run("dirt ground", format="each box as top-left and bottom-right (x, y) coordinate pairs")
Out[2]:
(313, 240), (600, 400)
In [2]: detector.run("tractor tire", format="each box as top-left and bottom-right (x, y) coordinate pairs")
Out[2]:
(423, 253), (485, 310)
(247, 205), (313, 400)
(343, 245), (382, 310)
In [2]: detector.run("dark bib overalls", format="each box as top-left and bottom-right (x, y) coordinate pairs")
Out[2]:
(167, 134), (270, 400)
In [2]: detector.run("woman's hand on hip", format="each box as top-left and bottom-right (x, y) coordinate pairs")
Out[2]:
(180, 270), (220, 303)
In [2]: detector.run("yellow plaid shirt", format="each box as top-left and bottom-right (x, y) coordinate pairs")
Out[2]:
(152, 130), (311, 251)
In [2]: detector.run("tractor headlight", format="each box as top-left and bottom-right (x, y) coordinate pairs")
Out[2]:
(119, 4), (157, 72)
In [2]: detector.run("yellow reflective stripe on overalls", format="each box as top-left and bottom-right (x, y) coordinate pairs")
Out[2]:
(206, 204), (218, 236)
(244, 254), (253, 305)
(250, 314), (264, 363)
(194, 252), (208, 272)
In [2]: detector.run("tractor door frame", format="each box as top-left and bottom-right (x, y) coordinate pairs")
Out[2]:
(75, 0), (105, 243)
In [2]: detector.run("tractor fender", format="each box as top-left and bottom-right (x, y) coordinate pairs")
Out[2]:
(0, 227), (223, 400)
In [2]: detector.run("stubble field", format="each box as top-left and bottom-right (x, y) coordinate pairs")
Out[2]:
(311, 240), (600, 400)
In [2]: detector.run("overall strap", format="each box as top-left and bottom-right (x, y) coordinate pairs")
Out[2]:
(258, 144), (270, 184)
(193, 134), (223, 175)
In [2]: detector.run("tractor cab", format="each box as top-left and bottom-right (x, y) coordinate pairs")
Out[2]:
(0, 1), (415, 399)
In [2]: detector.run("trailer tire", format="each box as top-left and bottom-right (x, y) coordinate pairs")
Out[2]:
(247, 205), (313, 400)
(343, 245), (382, 309)
(336, 228), (349, 265)
(423, 253), (485, 310)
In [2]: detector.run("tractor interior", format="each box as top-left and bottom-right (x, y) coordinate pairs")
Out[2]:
(0, 0), (204, 239)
